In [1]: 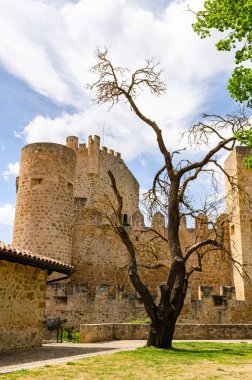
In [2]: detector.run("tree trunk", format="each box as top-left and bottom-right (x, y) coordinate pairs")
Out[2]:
(147, 260), (187, 349)
(147, 317), (177, 349)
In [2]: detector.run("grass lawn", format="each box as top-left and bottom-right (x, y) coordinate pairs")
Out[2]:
(1, 342), (252, 380)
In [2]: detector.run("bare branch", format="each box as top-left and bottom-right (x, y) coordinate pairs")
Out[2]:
(134, 228), (168, 244)
(107, 169), (158, 322)
(184, 239), (223, 262)
(88, 48), (176, 178)
(186, 252), (203, 279)
(138, 261), (170, 270)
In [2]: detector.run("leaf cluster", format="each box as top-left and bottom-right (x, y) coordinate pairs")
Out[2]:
(193, 0), (252, 106)
(235, 127), (252, 167)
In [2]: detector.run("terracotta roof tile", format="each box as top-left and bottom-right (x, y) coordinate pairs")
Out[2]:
(0, 241), (74, 275)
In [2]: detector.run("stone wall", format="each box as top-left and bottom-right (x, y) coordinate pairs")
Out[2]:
(13, 143), (76, 264)
(224, 147), (252, 302)
(71, 135), (139, 218)
(46, 282), (147, 328)
(0, 260), (47, 351)
(45, 211), (236, 328)
(46, 282), (252, 330)
(13, 137), (252, 329)
(80, 323), (252, 342)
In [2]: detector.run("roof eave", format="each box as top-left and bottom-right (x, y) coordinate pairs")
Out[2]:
(0, 250), (74, 275)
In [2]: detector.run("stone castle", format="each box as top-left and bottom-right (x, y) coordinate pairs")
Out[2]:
(12, 136), (252, 328)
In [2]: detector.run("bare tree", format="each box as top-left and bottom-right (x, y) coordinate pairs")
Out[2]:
(88, 48), (251, 348)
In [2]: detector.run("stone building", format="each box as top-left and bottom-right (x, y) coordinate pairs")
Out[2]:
(0, 241), (73, 351)
(12, 136), (252, 328)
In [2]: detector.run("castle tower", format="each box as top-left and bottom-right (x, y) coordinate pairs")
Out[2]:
(13, 142), (76, 264)
(224, 146), (252, 301)
(68, 135), (140, 296)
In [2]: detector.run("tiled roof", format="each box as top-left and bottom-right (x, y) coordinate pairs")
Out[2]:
(0, 241), (74, 275)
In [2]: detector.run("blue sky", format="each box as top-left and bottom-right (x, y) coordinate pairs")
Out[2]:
(0, 0), (238, 243)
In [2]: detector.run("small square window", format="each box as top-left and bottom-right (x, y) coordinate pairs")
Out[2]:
(31, 178), (43, 188)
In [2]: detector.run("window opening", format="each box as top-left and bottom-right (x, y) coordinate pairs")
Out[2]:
(123, 214), (128, 226)
(31, 178), (43, 188)
(68, 182), (73, 194)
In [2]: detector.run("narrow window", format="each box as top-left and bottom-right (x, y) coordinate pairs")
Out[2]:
(16, 176), (19, 193)
(31, 178), (43, 188)
(231, 224), (235, 235)
(68, 182), (73, 194)
(123, 214), (128, 226)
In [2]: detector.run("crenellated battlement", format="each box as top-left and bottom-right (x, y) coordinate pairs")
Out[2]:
(149, 211), (229, 235)
(47, 280), (249, 328)
(66, 135), (122, 160)
(49, 282), (237, 303)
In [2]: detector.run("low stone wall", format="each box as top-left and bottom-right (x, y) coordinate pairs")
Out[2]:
(80, 323), (148, 343)
(80, 323), (252, 343)
(174, 323), (252, 340)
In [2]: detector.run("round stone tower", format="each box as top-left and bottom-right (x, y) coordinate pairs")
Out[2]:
(13, 142), (76, 264)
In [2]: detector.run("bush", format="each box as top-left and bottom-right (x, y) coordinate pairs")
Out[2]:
(62, 329), (80, 343)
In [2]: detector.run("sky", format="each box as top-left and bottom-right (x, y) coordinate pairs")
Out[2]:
(0, 0), (239, 243)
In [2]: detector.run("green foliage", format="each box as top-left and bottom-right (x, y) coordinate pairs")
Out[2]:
(129, 342), (252, 363)
(235, 127), (252, 167)
(62, 328), (80, 343)
(126, 318), (150, 324)
(193, 0), (252, 106)
(228, 67), (252, 106)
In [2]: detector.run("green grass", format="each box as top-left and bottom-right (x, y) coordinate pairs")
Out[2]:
(1, 343), (252, 380)
(126, 318), (150, 324)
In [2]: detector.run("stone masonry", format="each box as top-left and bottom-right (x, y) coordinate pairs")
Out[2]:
(0, 261), (47, 350)
(0, 242), (73, 351)
(12, 137), (252, 328)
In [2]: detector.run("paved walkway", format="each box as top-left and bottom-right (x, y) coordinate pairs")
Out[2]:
(0, 340), (145, 374)
(1, 340), (252, 374)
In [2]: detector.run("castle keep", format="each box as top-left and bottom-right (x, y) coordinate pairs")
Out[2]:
(13, 137), (252, 328)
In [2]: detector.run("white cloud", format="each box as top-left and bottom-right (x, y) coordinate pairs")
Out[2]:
(2, 162), (20, 181)
(0, 204), (15, 226)
(20, 104), (159, 161)
(0, 0), (236, 160)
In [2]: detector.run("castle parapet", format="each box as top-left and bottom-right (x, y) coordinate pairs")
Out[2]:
(66, 136), (79, 150)
(220, 286), (235, 300)
(132, 211), (144, 228)
(152, 212), (165, 234)
(88, 135), (101, 175)
(179, 215), (187, 230)
(79, 143), (86, 150)
(195, 213), (208, 238)
(66, 135), (125, 162)
(199, 285), (213, 300)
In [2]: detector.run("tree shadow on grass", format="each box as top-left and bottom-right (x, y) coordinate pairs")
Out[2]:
(0, 345), (116, 368)
(169, 347), (246, 356)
